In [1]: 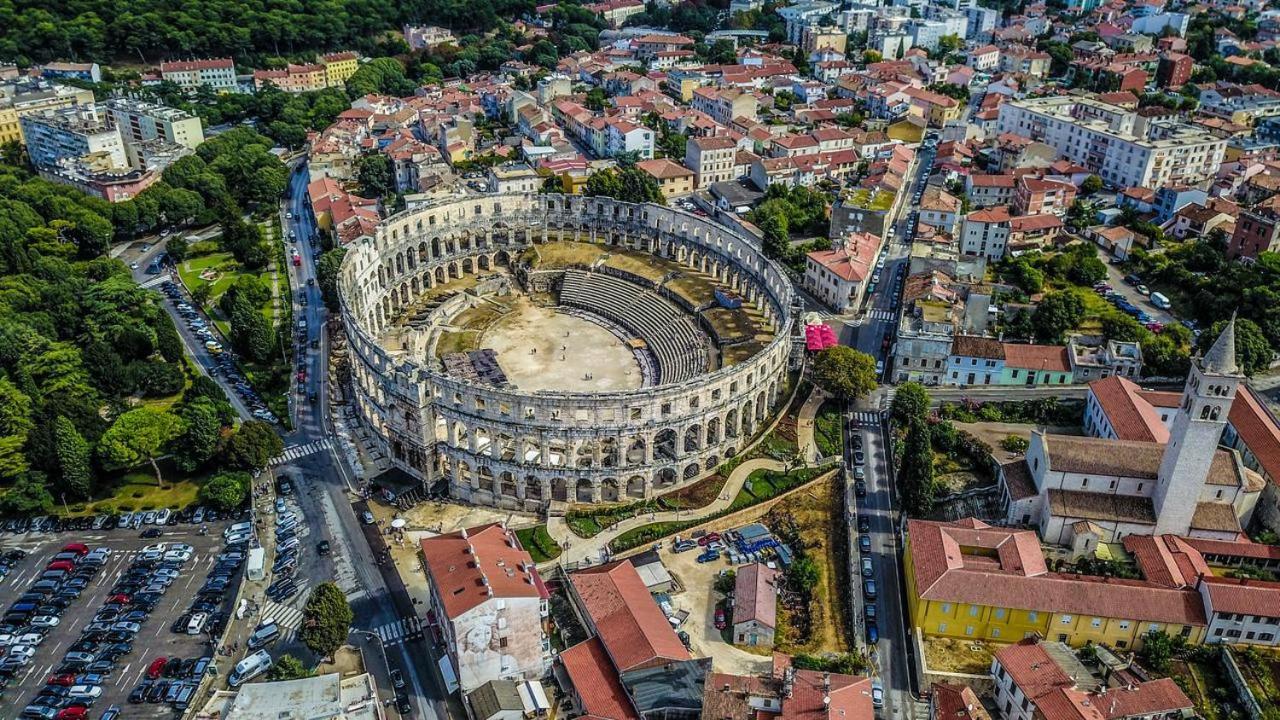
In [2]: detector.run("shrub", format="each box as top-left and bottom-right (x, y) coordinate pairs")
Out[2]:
(1001, 435), (1029, 453)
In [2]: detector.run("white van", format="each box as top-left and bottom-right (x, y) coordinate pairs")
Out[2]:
(229, 650), (274, 687)
(225, 522), (252, 538)
(187, 612), (209, 635)
(247, 621), (280, 650)
(1150, 292), (1171, 310)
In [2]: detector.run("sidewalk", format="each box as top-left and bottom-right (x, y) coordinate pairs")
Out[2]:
(543, 457), (785, 568)
(796, 386), (829, 464)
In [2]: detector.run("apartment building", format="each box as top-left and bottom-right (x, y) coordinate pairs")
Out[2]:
(0, 80), (95, 145)
(20, 106), (127, 170)
(105, 97), (205, 160)
(803, 232), (881, 313)
(320, 52), (359, 87)
(159, 58), (238, 93)
(685, 135), (738, 188)
(636, 158), (694, 199)
(960, 206), (1012, 259)
(690, 86), (758, 125)
(420, 524), (551, 694)
(1013, 176), (1076, 216)
(1228, 203), (1280, 260)
(253, 64), (328, 93)
(996, 96), (1226, 189)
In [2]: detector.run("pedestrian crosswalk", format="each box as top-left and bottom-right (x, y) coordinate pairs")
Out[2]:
(865, 309), (897, 322)
(271, 438), (334, 465)
(850, 411), (882, 426)
(262, 597), (306, 630)
(372, 616), (424, 647)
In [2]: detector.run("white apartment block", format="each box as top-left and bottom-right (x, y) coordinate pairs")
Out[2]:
(997, 97), (1226, 189)
(159, 58), (238, 93)
(685, 135), (737, 188)
(912, 14), (968, 51)
(20, 106), (127, 170)
(106, 97), (204, 152)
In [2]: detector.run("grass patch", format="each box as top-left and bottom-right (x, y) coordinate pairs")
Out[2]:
(610, 521), (687, 550)
(51, 460), (206, 517)
(814, 400), (843, 457)
(515, 525), (563, 563)
(1168, 656), (1238, 720)
(923, 637), (999, 674)
(730, 467), (825, 511)
(769, 475), (849, 656)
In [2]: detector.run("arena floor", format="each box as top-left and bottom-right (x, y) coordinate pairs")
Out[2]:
(481, 296), (644, 392)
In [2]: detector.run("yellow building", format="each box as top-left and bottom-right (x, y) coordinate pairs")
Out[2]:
(905, 519), (1206, 650)
(0, 103), (20, 145)
(636, 158), (694, 200)
(320, 52), (360, 88)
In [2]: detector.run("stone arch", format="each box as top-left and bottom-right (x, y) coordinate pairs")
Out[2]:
(431, 237), (442, 258)
(551, 477), (568, 502)
(626, 475), (646, 499)
(627, 437), (648, 466)
(478, 254), (491, 271)
(601, 478), (620, 502)
(462, 257), (475, 274)
(725, 409), (740, 438)
(500, 471), (517, 498)
(478, 467), (495, 493)
(754, 391), (767, 422)
(654, 429), (677, 461)
(434, 266), (446, 284)
(455, 460), (472, 488)
(524, 476), (543, 502)
(495, 249), (511, 266)
(705, 454), (719, 469)
(706, 417), (721, 445)
(683, 462), (699, 480)
(741, 398), (756, 435)
(575, 479), (594, 503)
(683, 425), (701, 453)
(449, 261), (461, 279)
(656, 467), (677, 488)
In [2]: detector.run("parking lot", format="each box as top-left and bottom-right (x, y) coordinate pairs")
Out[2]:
(0, 514), (241, 718)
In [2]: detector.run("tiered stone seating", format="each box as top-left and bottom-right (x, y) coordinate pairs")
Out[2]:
(560, 270), (708, 384)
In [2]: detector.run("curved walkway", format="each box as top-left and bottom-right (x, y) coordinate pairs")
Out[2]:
(542, 384), (828, 569)
(543, 457), (783, 568)
(796, 386), (829, 464)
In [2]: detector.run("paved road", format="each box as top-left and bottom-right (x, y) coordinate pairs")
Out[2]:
(1100, 259), (1176, 326)
(278, 163), (458, 720)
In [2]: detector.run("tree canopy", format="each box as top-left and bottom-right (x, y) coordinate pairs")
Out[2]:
(300, 582), (354, 658)
(811, 346), (878, 401)
(584, 167), (665, 205)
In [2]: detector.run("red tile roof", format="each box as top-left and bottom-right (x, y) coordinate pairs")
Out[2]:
(1002, 343), (1070, 372)
(1228, 385), (1280, 482)
(570, 561), (691, 672)
(994, 640), (1074, 700)
(908, 520), (1207, 625)
(1089, 377), (1171, 443)
(161, 58), (234, 72)
(1182, 536), (1280, 562)
(932, 683), (991, 720)
(1122, 534), (1210, 588)
(420, 523), (547, 620)
(733, 563), (778, 630)
(1200, 577), (1280, 619)
(559, 638), (639, 720)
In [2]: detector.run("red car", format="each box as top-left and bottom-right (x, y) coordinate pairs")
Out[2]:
(147, 656), (168, 680)
(714, 607), (727, 629)
(107, 594), (129, 605)
(61, 543), (90, 556)
(46, 560), (75, 572)
(698, 532), (721, 546)
(296, 370), (307, 382)
(56, 708), (89, 720)
(46, 673), (77, 686)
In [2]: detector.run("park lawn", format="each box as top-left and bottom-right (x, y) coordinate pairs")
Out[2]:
(610, 521), (686, 550)
(814, 400), (843, 457)
(730, 466), (826, 511)
(178, 251), (241, 303)
(62, 470), (202, 517)
(515, 525), (562, 563)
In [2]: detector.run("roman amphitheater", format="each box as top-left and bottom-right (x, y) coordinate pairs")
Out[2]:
(337, 193), (800, 511)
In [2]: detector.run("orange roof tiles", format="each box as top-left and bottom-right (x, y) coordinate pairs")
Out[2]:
(559, 638), (639, 720)
(733, 563), (778, 630)
(1002, 343), (1070, 373)
(570, 561), (690, 672)
(420, 523), (547, 621)
(1088, 377), (1170, 443)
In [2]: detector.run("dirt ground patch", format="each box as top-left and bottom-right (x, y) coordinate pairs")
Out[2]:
(924, 636), (1002, 674)
(955, 421), (1082, 456)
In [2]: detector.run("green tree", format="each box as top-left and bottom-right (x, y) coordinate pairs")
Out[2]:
(583, 167), (664, 205)
(356, 153), (395, 199)
(300, 582), (354, 659)
(198, 470), (251, 511)
(788, 555), (821, 592)
(891, 382), (931, 425)
(267, 654), (315, 681)
(1002, 258), (1044, 294)
(316, 248), (348, 311)
(0, 472), (53, 515)
(585, 87), (608, 111)
(53, 416), (94, 499)
(166, 235), (190, 262)
(1081, 174), (1103, 195)
(221, 420), (284, 471)
(900, 418), (935, 515)
(175, 398), (225, 472)
(1196, 317), (1272, 376)
(1032, 290), (1085, 343)
(1136, 631), (1180, 672)
(811, 346), (878, 401)
(97, 408), (185, 487)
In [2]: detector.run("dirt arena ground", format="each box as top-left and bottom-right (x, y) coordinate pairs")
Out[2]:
(481, 296), (643, 392)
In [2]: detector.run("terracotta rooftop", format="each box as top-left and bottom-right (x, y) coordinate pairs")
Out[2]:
(1088, 377), (1170, 443)
(420, 523), (547, 621)
(559, 638), (639, 720)
(1002, 343), (1070, 372)
(932, 683), (991, 720)
(1200, 576), (1280, 619)
(570, 561), (691, 672)
(733, 563), (778, 630)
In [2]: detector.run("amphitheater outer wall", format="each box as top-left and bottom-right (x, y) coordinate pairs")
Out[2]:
(336, 193), (798, 511)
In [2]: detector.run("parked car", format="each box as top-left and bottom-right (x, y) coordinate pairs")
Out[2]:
(673, 539), (697, 553)
(696, 550), (720, 564)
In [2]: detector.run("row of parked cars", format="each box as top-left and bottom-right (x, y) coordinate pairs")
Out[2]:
(15, 543), (127, 719)
(265, 500), (304, 604)
(0, 505), (236, 537)
(159, 280), (278, 425)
